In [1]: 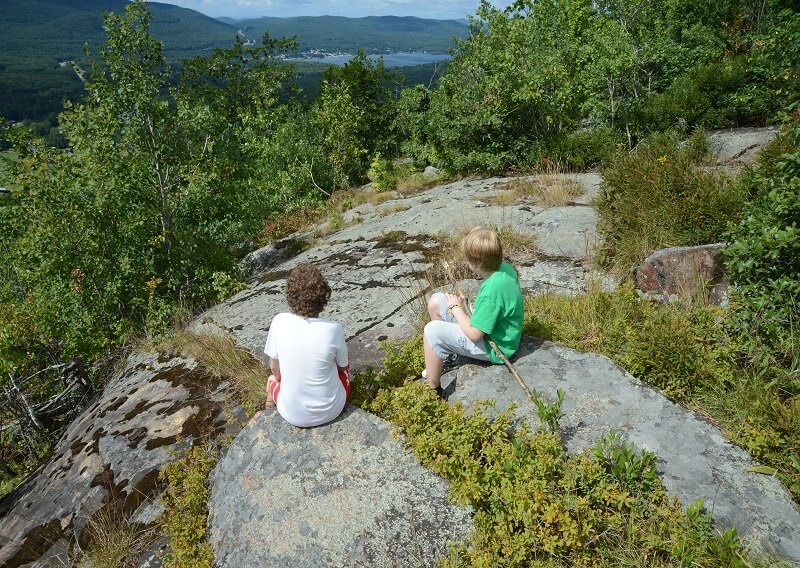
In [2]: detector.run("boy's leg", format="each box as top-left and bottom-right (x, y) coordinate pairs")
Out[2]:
(423, 335), (445, 389)
(424, 320), (490, 389)
(427, 292), (456, 323)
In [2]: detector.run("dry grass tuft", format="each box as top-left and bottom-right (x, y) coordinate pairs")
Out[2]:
(161, 331), (269, 415)
(396, 172), (448, 196)
(71, 502), (154, 568)
(257, 188), (398, 244)
(491, 175), (585, 207)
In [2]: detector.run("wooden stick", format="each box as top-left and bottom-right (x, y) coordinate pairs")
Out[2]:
(442, 261), (535, 404)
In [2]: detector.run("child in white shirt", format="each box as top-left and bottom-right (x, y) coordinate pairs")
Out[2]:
(264, 264), (351, 427)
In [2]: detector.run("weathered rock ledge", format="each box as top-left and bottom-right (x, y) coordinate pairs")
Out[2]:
(0, 353), (235, 568)
(442, 338), (800, 563)
(208, 407), (472, 567)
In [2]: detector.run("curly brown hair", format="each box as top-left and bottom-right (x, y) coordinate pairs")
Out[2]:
(285, 264), (331, 318)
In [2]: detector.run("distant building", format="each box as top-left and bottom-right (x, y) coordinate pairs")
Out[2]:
(0, 187), (11, 199)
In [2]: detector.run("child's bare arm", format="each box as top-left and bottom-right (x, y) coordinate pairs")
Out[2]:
(269, 357), (282, 382)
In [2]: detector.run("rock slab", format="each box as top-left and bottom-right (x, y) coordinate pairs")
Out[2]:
(0, 353), (232, 568)
(442, 339), (800, 563)
(208, 407), (472, 568)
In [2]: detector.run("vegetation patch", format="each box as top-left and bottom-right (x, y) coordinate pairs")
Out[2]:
(367, 381), (760, 567)
(70, 501), (155, 568)
(158, 443), (217, 568)
(490, 175), (585, 207)
(524, 283), (799, 502)
(159, 331), (269, 416)
(596, 131), (743, 277)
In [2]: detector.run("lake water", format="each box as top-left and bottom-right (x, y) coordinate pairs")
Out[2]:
(288, 52), (451, 67)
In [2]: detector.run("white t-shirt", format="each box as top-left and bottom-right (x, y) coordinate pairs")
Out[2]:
(264, 312), (349, 428)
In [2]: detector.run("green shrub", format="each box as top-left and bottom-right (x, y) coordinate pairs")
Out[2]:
(545, 127), (625, 170)
(158, 444), (217, 568)
(349, 334), (425, 408)
(635, 57), (763, 132)
(724, 122), (800, 366)
(597, 131), (745, 275)
(367, 153), (398, 191)
(369, 382), (757, 567)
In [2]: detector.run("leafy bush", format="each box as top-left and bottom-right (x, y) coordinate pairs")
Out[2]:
(158, 444), (217, 568)
(724, 122), (800, 365)
(635, 57), (762, 132)
(597, 131), (745, 275)
(369, 382), (756, 567)
(545, 127), (625, 170)
(350, 335), (425, 408)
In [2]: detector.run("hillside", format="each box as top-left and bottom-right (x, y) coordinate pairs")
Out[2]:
(0, 0), (239, 121)
(0, 1), (463, 122)
(238, 15), (468, 53)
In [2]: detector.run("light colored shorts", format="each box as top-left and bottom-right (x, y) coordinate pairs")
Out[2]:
(424, 292), (490, 361)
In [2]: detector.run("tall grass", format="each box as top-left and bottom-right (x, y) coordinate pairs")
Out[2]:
(160, 331), (269, 415)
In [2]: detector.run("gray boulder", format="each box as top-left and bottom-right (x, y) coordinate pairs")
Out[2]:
(709, 126), (779, 166)
(0, 353), (235, 567)
(208, 407), (472, 568)
(441, 339), (800, 562)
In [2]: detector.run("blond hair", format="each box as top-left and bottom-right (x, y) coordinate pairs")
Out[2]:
(461, 226), (502, 271)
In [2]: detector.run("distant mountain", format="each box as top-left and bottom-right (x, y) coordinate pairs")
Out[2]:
(238, 15), (468, 54)
(0, 0), (238, 59)
(0, 1), (464, 123)
(217, 17), (240, 26)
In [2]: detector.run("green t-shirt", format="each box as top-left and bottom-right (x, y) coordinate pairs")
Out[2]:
(470, 260), (524, 364)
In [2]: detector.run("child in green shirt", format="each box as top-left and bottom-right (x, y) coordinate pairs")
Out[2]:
(423, 226), (524, 395)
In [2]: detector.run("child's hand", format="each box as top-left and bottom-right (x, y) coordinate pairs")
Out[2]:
(443, 292), (463, 311)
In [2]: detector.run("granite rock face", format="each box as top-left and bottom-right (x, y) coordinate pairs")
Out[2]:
(208, 407), (472, 568)
(194, 173), (609, 370)
(634, 243), (728, 305)
(440, 339), (800, 563)
(708, 126), (779, 166)
(0, 353), (233, 568)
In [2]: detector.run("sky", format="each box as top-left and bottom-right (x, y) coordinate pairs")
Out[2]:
(160, 0), (516, 20)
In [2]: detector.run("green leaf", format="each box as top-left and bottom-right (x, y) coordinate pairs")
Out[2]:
(747, 465), (778, 475)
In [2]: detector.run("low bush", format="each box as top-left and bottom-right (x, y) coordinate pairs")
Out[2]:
(545, 127), (625, 170)
(158, 444), (217, 568)
(724, 122), (800, 367)
(635, 57), (767, 132)
(525, 284), (799, 502)
(596, 131), (744, 276)
(368, 382), (758, 567)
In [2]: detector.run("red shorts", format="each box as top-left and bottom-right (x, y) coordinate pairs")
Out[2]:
(268, 366), (351, 403)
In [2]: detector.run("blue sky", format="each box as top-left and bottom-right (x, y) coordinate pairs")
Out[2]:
(162, 0), (515, 20)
